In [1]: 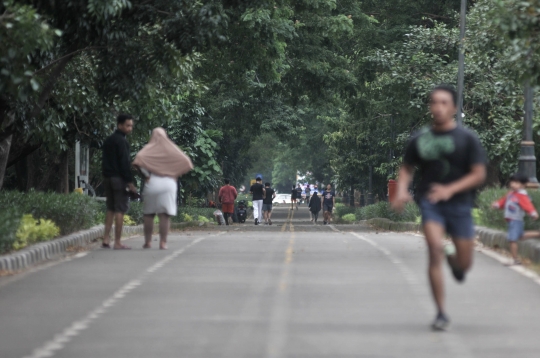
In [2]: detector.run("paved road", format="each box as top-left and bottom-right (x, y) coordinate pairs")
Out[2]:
(1, 205), (540, 358)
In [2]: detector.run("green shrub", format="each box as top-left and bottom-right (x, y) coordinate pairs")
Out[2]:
(14, 214), (60, 250)
(476, 188), (540, 231)
(335, 197), (343, 204)
(342, 213), (356, 222)
(335, 205), (356, 219)
(123, 215), (136, 226)
(356, 201), (419, 223)
(0, 209), (21, 254)
(197, 215), (210, 223)
(174, 207), (216, 223)
(126, 201), (144, 225)
(0, 191), (99, 236)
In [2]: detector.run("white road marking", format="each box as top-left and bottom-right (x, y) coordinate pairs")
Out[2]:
(21, 233), (224, 358)
(349, 231), (476, 358)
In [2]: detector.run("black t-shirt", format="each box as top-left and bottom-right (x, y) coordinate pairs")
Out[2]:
(322, 190), (335, 206)
(291, 189), (297, 199)
(250, 183), (265, 200)
(403, 125), (486, 204)
(296, 187), (302, 198)
(263, 188), (275, 204)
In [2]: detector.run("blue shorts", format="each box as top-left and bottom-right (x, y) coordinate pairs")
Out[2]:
(507, 220), (524, 242)
(420, 199), (475, 239)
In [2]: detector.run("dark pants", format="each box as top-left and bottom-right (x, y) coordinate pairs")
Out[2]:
(104, 177), (129, 213)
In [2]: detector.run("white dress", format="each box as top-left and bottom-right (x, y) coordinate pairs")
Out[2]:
(141, 168), (177, 216)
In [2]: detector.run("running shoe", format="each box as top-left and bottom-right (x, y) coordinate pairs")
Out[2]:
(269, 219), (272, 225)
(431, 312), (450, 331)
(504, 259), (522, 266)
(444, 243), (465, 283)
(255, 218), (259, 225)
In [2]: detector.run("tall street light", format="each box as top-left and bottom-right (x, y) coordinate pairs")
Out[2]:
(518, 82), (539, 188)
(456, 0), (467, 123)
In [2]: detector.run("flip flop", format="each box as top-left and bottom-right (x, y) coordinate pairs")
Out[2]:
(142, 244), (151, 249)
(113, 245), (132, 250)
(101, 243), (111, 249)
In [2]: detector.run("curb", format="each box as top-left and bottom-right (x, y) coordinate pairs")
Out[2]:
(364, 218), (540, 264)
(0, 221), (211, 273)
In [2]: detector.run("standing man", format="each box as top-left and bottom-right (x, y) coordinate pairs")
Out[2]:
(392, 84), (486, 331)
(219, 178), (237, 225)
(263, 182), (276, 225)
(321, 184), (336, 225)
(305, 184), (311, 207)
(250, 176), (265, 225)
(102, 114), (138, 250)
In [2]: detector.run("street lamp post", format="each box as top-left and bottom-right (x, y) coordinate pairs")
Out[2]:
(518, 83), (539, 188)
(456, 0), (467, 123)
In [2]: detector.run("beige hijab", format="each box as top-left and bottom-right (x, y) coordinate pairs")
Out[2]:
(133, 127), (193, 179)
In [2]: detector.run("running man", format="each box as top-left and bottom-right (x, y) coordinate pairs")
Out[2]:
(263, 182), (276, 225)
(392, 84), (487, 331)
(250, 177), (265, 225)
(321, 184), (335, 225)
(290, 185), (297, 210)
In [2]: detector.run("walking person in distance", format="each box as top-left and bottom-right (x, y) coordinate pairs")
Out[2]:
(296, 184), (303, 206)
(321, 184), (336, 225)
(392, 84), (487, 331)
(290, 184), (298, 210)
(263, 182), (276, 225)
(309, 191), (322, 224)
(219, 179), (238, 226)
(101, 114), (138, 250)
(305, 184), (311, 207)
(250, 177), (265, 225)
(133, 128), (193, 250)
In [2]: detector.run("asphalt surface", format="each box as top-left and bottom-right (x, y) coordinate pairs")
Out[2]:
(1, 204), (540, 358)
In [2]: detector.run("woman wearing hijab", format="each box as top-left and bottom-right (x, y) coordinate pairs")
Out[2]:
(133, 128), (193, 249)
(309, 191), (322, 224)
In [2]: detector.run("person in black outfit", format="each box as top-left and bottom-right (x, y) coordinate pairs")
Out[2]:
(263, 182), (276, 225)
(102, 114), (138, 249)
(296, 184), (303, 206)
(309, 191), (322, 224)
(290, 185), (297, 210)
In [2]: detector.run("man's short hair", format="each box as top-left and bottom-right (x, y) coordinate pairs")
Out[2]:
(117, 113), (134, 125)
(265, 182), (270, 186)
(256, 177), (262, 181)
(509, 173), (529, 185)
(224, 178), (230, 184)
(431, 84), (458, 107)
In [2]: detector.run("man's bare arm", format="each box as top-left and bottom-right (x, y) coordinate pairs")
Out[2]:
(428, 164), (486, 203)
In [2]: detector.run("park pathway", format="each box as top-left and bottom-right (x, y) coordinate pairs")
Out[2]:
(1, 205), (540, 357)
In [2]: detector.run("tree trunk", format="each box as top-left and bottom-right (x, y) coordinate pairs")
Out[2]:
(0, 135), (12, 189)
(57, 150), (69, 194)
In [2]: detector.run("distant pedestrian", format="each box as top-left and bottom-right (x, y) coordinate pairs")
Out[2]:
(309, 191), (322, 224)
(101, 114), (138, 250)
(321, 184), (336, 225)
(305, 185), (311, 206)
(219, 179), (238, 226)
(296, 184), (303, 207)
(392, 84), (487, 331)
(250, 177), (265, 225)
(133, 128), (193, 250)
(263, 182), (276, 225)
(492, 173), (538, 266)
(290, 185), (298, 210)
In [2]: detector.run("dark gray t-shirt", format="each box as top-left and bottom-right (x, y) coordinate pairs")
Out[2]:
(403, 125), (486, 204)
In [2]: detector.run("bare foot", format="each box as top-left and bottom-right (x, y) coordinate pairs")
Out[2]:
(142, 243), (151, 249)
(159, 243), (168, 250)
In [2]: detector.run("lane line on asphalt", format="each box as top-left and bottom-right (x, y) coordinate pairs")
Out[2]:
(266, 225), (295, 358)
(21, 233), (223, 358)
(348, 231), (475, 358)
